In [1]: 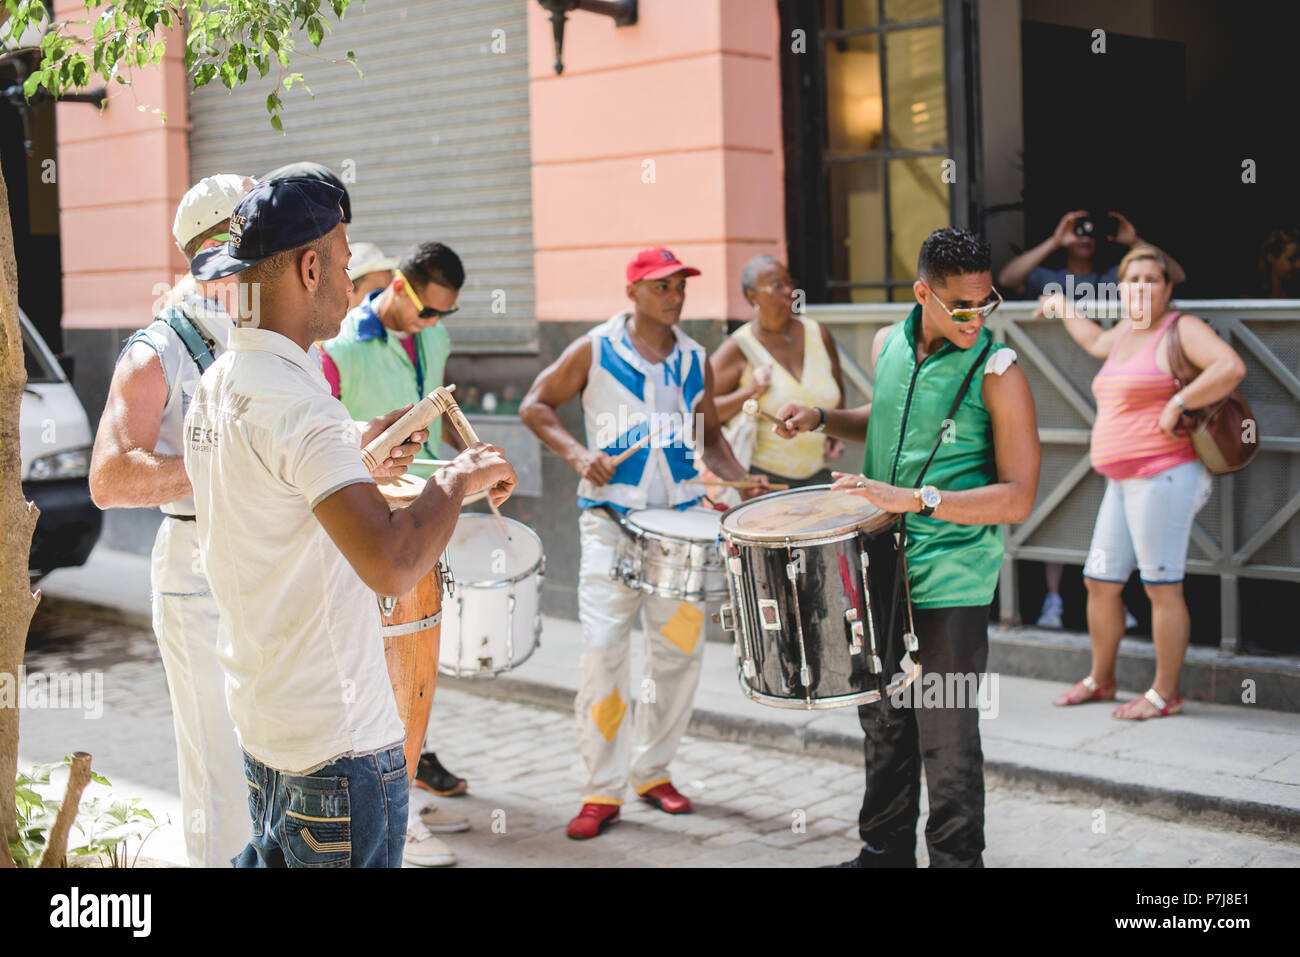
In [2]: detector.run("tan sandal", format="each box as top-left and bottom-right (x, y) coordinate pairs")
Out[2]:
(1052, 675), (1117, 707)
(1112, 688), (1183, 720)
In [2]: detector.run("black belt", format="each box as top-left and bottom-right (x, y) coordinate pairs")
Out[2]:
(164, 514), (197, 522)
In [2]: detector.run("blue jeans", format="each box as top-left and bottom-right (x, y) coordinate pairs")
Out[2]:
(234, 743), (408, 868)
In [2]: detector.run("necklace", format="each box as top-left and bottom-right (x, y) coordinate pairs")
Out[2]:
(628, 319), (674, 363)
(757, 319), (793, 344)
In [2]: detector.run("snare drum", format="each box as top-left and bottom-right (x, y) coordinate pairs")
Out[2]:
(718, 486), (920, 710)
(439, 513), (544, 678)
(612, 507), (728, 602)
(378, 475), (446, 779)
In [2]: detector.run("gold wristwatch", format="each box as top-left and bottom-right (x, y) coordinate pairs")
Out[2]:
(914, 485), (941, 517)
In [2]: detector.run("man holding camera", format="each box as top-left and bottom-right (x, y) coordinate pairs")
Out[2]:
(998, 209), (1185, 301)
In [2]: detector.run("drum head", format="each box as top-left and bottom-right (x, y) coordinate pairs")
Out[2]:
(721, 485), (890, 541)
(627, 507), (721, 541)
(445, 514), (543, 583)
(380, 473), (425, 506)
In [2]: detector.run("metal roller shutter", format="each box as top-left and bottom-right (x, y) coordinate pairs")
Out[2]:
(187, 0), (536, 352)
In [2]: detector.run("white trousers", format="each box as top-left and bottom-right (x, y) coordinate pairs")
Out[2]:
(150, 517), (248, 867)
(576, 509), (707, 805)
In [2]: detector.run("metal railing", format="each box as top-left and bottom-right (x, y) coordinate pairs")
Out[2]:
(805, 298), (1300, 653)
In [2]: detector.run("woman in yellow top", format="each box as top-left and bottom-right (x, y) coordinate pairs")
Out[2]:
(711, 255), (847, 486)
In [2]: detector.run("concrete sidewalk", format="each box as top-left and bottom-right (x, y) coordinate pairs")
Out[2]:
(39, 546), (1300, 834)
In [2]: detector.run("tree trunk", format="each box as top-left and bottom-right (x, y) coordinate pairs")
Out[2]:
(0, 163), (41, 868)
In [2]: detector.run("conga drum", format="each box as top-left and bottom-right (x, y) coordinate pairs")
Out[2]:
(378, 474), (445, 782)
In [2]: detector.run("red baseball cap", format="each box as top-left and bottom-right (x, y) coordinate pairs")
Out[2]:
(627, 247), (702, 283)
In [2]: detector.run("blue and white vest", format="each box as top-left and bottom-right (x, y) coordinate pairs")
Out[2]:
(577, 312), (707, 512)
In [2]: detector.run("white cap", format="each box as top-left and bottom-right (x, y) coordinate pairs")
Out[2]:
(172, 174), (256, 255)
(347, 242), (400, 281)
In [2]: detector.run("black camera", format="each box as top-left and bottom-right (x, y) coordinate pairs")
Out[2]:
(1074, 214), (1119, 240)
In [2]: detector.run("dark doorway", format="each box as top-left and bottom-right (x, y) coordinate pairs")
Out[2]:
(0, 94), (62, 351)
(1020, 21), (1187, 288)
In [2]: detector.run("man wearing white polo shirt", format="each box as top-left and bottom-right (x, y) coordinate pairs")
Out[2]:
(183, 178), (516, 867)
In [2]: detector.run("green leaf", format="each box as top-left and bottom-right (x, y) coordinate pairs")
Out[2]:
(220, 61), (236, 90)
(90, 770), (111, 787)
(270, 113), (284, 132)
(307, 16), (323, 47)
(23, 71), (43, 98)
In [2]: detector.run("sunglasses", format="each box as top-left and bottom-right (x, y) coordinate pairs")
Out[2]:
(923, 282), (1003, 322)
(395, 269), (460, 319)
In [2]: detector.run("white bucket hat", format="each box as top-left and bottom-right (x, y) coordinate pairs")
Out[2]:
(347, 242), (400, 281)
(172, 174), (256, 255)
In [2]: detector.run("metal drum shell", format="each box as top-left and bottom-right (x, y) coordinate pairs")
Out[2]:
(614, 510), (728, 602)
(719, 488), (910, 711)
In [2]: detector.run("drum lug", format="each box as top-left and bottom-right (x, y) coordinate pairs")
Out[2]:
(728, 557), (742, 575)
(867, 654), (883, 674)
(844, 607), (858, 623)
(719, 602), (736, 633)
(785, 561), (798, 581)
(860, 549), (870, 570)
(379, 595), (398, 616)
(904, 631), (919, 653)
(439, 561), (455, 598)
(742, 659), (756, 679)
(800, 665), (812, 688)
(849, 621), (864, 655)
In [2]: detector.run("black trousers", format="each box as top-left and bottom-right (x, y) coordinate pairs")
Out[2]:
(855, 604), (991, 868)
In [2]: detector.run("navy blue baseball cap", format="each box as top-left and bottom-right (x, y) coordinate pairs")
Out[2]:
(189, 178), (344, 281)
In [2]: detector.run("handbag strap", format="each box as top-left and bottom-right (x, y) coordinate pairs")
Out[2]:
(1164, 313), (1199, 390)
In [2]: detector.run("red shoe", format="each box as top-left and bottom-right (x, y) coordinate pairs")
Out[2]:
(566, 803), (620, 840)
(639, 782), (693, 814)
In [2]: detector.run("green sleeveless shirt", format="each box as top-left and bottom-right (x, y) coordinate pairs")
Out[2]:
(864, 305), (1012, 608)
(321, 295), (451, 479)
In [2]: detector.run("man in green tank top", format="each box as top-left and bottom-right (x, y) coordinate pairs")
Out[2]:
(777, 229), (1041, 866)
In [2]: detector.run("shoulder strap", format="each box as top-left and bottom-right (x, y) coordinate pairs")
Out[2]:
(160, 306), (217, 374)
(910, 340), (993, 490)
(731, 323), (767, 369)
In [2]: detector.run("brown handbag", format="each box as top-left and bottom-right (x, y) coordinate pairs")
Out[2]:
(1165, 315), (1259, 475)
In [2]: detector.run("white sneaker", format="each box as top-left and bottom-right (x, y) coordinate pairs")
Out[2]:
(1036, 592), (1064, 628)
(420, 802), (470, 833)
(404, 822), (456, 867)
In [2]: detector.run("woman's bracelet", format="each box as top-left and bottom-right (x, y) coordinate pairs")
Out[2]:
(1173, 392), (1189, 413)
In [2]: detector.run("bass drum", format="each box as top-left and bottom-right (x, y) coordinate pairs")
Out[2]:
(719, 486), (919, 710)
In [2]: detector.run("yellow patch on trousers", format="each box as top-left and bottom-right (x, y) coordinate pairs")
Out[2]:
(590, 688), (627, 742)
(659, 602), (704, 655)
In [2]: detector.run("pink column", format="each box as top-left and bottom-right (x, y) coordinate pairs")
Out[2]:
(527, 0), (786, 324)
(54, 2), (191, 330)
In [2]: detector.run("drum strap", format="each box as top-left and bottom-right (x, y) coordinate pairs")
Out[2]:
(891, 341), (993, 642)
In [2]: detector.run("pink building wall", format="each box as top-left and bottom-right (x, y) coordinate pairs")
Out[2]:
(527, 0), (787, 324)
(55, 0), (190, 331)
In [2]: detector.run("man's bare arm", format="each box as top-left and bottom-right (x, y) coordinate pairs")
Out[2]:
(313, 444), (517, 597)
(922, 364), (1040, 525)
(519, 337), (620, 486)
(89, 342), (192, 509)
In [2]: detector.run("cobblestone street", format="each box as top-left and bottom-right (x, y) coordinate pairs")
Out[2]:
(18, 603), (1300, 868)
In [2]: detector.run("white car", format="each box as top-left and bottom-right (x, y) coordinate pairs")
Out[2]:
(19, 309), (101, 581)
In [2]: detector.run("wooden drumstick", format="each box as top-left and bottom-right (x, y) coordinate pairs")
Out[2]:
(411, 458), (454, 468)
(360, 384), (458, 473)
(742, 398), (786, 428)
(427, 385), (482, 447)
(488, 498), (512, 542)
(609, 421), (668, 467)
(709, 479), (790, 491)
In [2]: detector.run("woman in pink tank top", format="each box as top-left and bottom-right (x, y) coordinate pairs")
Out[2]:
(1047, 247), (1246, 720)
